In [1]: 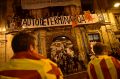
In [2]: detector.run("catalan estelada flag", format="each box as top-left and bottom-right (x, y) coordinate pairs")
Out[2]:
(87, 55), (120, 79)
(0, 52), (63, 79)
(72, 15), (78, 28)
(84, 11), (93, 22)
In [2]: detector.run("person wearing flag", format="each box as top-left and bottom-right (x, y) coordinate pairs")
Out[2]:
(0, 32), (63, 79)
(87, 42), (120, 79)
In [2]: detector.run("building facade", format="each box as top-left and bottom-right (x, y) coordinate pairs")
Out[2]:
(0, 0), (120, 75)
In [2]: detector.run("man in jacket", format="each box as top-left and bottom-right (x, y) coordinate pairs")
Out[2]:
(0, 32), (63, 79)
(87, 42), (120, 79)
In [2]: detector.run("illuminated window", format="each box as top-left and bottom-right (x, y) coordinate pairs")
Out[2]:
(88, 33), (100, 42)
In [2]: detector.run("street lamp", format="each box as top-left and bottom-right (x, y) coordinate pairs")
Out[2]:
(114, 2), (120, 8)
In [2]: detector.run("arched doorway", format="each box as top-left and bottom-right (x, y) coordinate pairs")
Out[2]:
(50, 36), (74, 61)
(48, 36), (84, 75)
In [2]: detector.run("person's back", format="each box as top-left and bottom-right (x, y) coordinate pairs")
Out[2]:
(0, 32), (63, 79)
(87, 42), (120, 79)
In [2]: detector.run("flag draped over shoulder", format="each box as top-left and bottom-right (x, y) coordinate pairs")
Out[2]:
(0, 52), (63, 79)
(87, 55), (120, 79)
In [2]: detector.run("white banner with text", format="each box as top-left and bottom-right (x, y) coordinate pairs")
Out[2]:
(21, 14), (101, 28)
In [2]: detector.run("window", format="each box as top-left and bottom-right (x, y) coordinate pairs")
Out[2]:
(114, 14), (120, 29)
(48, 6), (64, 16)
(88, 33), (100, 42)
(81, 0), (94, 13)
(118, 38), (120, 42)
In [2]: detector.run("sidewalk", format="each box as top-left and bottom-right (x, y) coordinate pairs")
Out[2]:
(64, 71), (88, 79)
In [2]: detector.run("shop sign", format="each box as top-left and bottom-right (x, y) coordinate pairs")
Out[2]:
(22, 14), (102, 28)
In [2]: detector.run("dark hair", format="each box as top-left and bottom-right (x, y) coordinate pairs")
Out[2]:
(12, 32), (36, 53)
(93, 42), (107, 55)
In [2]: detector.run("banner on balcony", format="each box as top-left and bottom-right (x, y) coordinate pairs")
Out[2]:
(21, 14), (101, 28)
(21, 0), (80, 9)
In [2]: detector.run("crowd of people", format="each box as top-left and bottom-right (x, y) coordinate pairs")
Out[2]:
(49, 38), (86, 75)
(0, 31), (120, 79)
(51, 50), (85, 75)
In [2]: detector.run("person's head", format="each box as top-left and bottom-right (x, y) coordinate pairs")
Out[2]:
(12, 32), (36, 53)
(93, 42), (108, 55)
